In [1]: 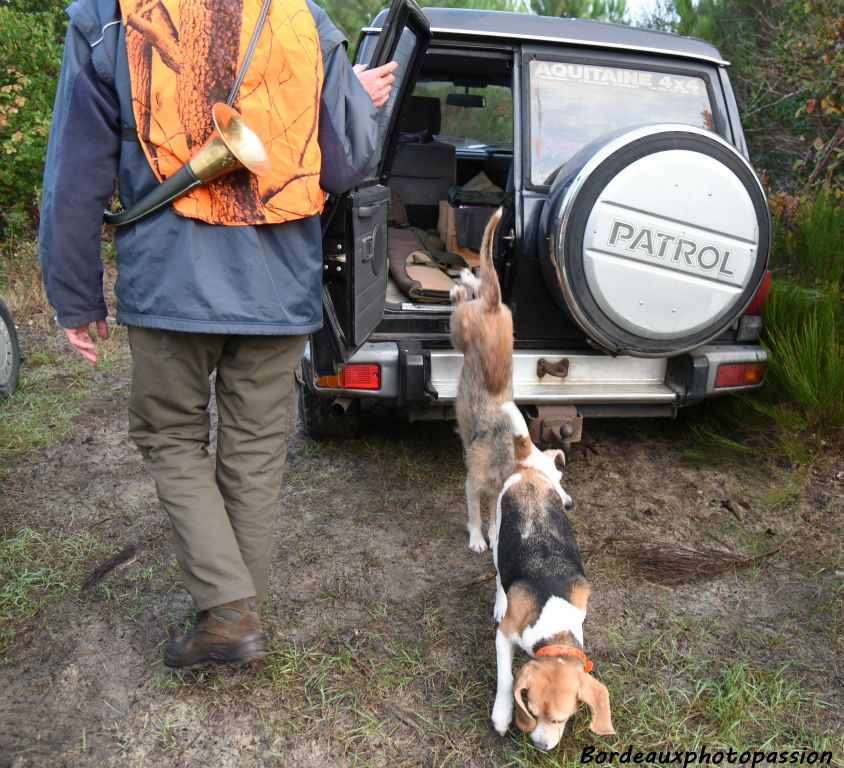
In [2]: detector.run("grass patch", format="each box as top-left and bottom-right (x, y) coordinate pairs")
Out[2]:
(683, 416), (757, 465)
(240, 630), (497, 765)
(685, 281), (844, 467)
(1, 236), (54, 325)
(0, 527), (113, 655)
(0, 322), (129, 474)
(172, 612), (841, 766)
(605, 628), (839, 754)
(763, 283), (844, 426)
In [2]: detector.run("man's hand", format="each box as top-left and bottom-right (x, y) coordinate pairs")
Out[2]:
(353, 61), (398, 108)
(64, 319), (109, 366)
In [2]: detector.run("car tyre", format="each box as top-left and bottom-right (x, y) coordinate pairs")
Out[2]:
(299, 386), (361, 440)
(0, 298), (20, 400)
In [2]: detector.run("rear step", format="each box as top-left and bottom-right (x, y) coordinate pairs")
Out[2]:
(429, 350), (676, 404)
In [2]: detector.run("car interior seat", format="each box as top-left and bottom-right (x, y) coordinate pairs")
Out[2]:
(387, 96), (457, 230)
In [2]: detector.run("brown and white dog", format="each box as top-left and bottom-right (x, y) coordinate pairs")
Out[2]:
(491, 401), (614, 749)
(449, 208), (514, 552)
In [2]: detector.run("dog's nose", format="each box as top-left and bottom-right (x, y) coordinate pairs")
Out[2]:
(564, 497), (574, 511)
(532, 739), (556, 752)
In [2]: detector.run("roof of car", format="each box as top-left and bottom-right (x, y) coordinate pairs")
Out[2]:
(367, 7), (729, 66)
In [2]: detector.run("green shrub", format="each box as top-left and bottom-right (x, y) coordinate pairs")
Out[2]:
(769, 187), (844, 288)
(801, 189), (844, 289)
(0, 5), (65, 238)
(766, 188), (844, 436)
(762, 282), (844, 428)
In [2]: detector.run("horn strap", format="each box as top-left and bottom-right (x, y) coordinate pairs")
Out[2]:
(227, 0), (271, 106)
(534, 644), (593, 673)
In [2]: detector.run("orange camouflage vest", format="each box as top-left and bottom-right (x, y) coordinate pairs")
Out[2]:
(120, 0), (324, 225)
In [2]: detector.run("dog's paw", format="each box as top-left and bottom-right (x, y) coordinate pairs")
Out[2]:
(491, 698), (513, 736)
(468, 528), (488, 553)
(450, 284), (469, 304)
(459, 268), (481, 293)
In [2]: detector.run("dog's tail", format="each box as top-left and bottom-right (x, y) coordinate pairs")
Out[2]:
(501, 401), (533, 465)
(479, 207), (504, 311)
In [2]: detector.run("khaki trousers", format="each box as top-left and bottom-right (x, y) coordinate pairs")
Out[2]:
(127, 327), (305, 612)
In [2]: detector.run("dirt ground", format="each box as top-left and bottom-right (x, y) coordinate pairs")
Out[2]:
(1, 325), (842, 768)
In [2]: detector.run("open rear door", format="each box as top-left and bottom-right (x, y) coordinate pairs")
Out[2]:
(313, 0), (431, 376)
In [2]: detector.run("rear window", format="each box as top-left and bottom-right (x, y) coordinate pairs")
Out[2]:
(413, 82), (513, 149)
(529, 60), (714, 186)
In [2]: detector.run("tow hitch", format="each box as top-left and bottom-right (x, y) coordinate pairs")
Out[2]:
(523, 405), (583, 446)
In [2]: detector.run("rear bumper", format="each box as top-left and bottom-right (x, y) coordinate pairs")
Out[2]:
(302, 341), (767, 409)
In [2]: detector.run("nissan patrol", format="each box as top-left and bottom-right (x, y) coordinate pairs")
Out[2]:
(300, 2), (771, 442)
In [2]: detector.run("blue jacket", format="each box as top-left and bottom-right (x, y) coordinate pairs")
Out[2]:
(39, 0), (380, 334)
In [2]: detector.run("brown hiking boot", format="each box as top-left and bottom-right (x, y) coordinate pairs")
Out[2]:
(163, 598), (269, 668)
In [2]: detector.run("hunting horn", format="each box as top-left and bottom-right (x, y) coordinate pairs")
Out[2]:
(103, 102), (271, 226)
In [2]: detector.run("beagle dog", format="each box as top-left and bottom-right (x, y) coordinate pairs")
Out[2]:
(491, 401), (614, 750)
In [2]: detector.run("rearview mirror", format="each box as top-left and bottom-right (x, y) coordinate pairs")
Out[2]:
(446, 93), (486, 108)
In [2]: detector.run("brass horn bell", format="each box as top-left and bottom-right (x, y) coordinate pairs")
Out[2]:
(104, 103), (271, 226)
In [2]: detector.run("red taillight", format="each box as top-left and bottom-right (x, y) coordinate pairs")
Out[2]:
(341, 364), (381, 389)
(714, 362), (767, 388)
(744, 271), (772, 316)
(317, 364), (381, 390)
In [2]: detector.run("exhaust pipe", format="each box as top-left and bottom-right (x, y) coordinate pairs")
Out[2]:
(330, 397), (353, 416)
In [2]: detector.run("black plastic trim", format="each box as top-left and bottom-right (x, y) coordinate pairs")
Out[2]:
(397, 340), (436, 405)
(667, 354), (709, 405)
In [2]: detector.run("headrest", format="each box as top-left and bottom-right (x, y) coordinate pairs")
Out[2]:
(399, 96), (442, 136)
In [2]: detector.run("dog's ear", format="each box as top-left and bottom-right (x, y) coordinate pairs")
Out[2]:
(542, 448), (566, 470)
(513, 663), (538, 732)
(577, 672), (615, 735)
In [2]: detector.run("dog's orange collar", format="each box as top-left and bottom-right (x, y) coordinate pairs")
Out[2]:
(534, 644), (593, 673)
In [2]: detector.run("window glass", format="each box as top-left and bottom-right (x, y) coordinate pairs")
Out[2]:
(373, 30), (419, 149)
(355, 29), (421, 172)
(412, 82), (513, 149)
(529, 60), (714, 185)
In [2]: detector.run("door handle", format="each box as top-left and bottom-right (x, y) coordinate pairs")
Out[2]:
(357, 203), (380, 218)
(362, 234), (374, 262)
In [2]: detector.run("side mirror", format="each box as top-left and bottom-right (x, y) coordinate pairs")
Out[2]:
(446, 93), (486, 108)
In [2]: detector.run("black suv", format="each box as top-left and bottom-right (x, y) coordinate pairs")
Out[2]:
(300, 2), (771, 442)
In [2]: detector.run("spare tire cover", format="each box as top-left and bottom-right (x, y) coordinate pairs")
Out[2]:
(540, 125), (770, 357)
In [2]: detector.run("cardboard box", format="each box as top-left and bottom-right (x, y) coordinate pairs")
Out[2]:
(438, 201), (481, 268)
